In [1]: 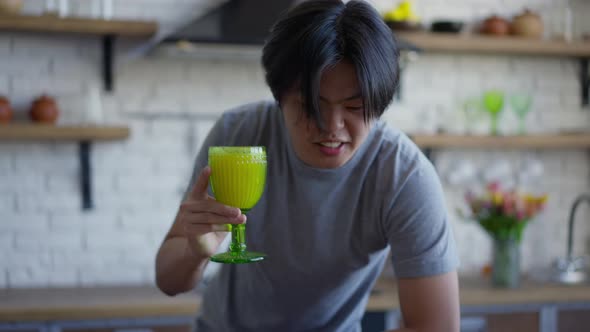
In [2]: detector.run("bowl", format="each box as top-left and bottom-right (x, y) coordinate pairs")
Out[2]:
(386, 20), (423, 32)
(431, 21), (464, 33)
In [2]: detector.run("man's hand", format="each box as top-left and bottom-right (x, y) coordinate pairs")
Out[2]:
(179, 166), (246, 260)
(155, 166), (247, 296)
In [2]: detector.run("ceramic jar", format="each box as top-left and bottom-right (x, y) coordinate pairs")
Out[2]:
(480, 15), (511, 36)
(30, 95), (59, 124)
(0, 96), (13, 123)
(511, 9), (543, 39)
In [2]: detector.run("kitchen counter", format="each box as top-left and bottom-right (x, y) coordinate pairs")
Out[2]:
(0, 286), (198, 321)
(369, 277), (590, 311)
(2, 277), (590, 322)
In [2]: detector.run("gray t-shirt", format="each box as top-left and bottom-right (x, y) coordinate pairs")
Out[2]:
(188, 100), (458, 332)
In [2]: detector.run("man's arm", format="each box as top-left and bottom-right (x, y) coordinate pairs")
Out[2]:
(156, 167), (240, 296)
(388, 271), (460, 332)
(155, 217), (208, 296)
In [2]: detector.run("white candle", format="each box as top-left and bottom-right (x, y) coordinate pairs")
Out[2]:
(45, 0), (57, 15)
(564, 2), (573, 42)
(101, 0), (113, 20)
(58, 0), (68, 17)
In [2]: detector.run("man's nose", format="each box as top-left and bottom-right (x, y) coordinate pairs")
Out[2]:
(321, 107), (345, 132)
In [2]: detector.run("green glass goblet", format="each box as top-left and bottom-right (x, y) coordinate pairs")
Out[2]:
(482, 90), (505, 136)
(208, 146), (267, 264)
(510, 94), (533, 135)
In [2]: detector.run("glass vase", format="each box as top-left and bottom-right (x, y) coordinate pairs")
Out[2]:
(492, 237), (521, 288)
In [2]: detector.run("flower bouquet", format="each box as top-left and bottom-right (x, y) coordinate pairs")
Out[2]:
(462, 181), (548, 288)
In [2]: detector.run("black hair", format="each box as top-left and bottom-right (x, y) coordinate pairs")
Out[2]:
(262, 0), (400, 127)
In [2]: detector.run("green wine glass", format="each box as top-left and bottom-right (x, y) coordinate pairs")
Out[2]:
(482, 90), (505, 136)
(208, 146), (267, 264)
(509, 93), (532, 135)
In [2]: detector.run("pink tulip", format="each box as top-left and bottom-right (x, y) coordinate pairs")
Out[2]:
(487, 181), (500, 193)
(503, 200), (515, 216)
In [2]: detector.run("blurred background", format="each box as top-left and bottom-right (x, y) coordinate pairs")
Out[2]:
(0, 0), (589, 331)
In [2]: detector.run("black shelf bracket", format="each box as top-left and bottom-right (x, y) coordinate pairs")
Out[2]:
(79, 141), (93, 210)
(423, 147), (433, 162)
(582, 58), (589, 107)
(102, 34), (116, 92)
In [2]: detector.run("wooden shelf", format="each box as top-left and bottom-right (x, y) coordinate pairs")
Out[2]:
(396, 31), (590, 57)
(0, 14), (157, 36)
(0, 15), (158, 91)
(0, 124), (130, 210)
(393, 31), (590, 105)
(412, 133), (590, 149)
(0, 124), (130, 141)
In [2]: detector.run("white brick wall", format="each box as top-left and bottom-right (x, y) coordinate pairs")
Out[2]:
(0, 0), (589, 288)
(0, 213), (50, 233)
(0, 76), (9, 94)
(0, 194), (15, 211)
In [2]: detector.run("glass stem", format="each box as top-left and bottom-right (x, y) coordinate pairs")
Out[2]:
(491, 114), (499, 136)
(519, 117), (526, 135)
(229, 210), (249, 253)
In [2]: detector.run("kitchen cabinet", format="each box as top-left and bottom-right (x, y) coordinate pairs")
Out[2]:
(61, 327), (190, 332)
(61, 328), (190, 332)
(56, 318), (193, 332)
(386, 305), (590, 332)
(0, 318), (193, 332)
(3, 279), (590, 332)
(2, 306), (587, 332)
(463, 312), (539, 332)
(369, 277), (590, 332)
(558, 308), (590, 332)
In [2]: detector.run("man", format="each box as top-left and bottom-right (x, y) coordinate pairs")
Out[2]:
(156, 1), (460, 331)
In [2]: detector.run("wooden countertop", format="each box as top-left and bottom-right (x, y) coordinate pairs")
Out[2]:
(0, 286), (199, 321)
(2, 277), (590, 322)
(368, 277), (590, 311)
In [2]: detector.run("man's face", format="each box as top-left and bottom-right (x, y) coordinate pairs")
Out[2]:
(281, 60), (374, 169)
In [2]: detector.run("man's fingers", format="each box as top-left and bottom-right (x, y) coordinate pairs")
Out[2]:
(181, 212), (246, 225)
(180, 200), (241, 218)
(185, 223), (230, 234)
(189, 166), (211, 200)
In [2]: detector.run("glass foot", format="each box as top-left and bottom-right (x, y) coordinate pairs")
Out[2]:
(210, 251), (266, 264)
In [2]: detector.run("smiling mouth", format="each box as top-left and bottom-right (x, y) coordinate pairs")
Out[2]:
(318, 141), (344, 148)
(315, 141), (347, 156)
